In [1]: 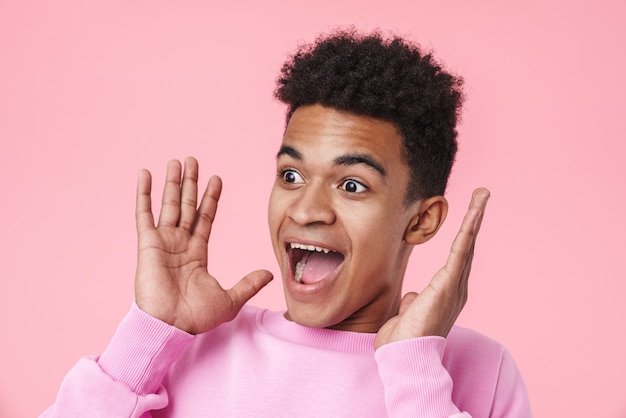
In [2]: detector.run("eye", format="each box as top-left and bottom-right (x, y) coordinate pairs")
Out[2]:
(340, 179), (367, 194)
(282, 169), (304, 184)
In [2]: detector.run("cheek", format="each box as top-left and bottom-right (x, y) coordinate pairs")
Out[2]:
(350, 205), (405, 241)
(267, 187), (281, 226)
(267, 193), (285, 266)
(347, 210), (408, 262)
(267, 187), (290, 240)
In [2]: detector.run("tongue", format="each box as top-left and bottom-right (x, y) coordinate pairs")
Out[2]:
(300, 251), (344, 284)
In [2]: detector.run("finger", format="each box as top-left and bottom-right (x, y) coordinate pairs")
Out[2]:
(435, 188), (490, 290)
(178, 157), (199, 231)
(135, 169), (156, 234)
(158, 160), (183, 228)
(456, 188), (489, 292)
(469, 187), (489, 234)
(227, 270), (274, 312)
(456, 241), (474, 308)
(192, 175), (222, 242)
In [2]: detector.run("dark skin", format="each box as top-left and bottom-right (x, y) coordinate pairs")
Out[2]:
(374, 186), (488, 348)
(134, 161), (273, 334)
(134, 108), (489, 347)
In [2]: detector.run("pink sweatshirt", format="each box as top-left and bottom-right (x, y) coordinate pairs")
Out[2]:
(42, 304), (531, 417)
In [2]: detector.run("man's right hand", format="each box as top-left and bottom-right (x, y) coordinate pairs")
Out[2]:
(134, 157), (273, 334)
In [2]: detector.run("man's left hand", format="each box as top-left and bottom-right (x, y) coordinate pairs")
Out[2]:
(375, 188), (490, 349)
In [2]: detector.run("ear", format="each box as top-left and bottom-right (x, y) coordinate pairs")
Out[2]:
(403, 196), (448, 245)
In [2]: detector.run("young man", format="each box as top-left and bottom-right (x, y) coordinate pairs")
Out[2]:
(43, 31), (531, 417)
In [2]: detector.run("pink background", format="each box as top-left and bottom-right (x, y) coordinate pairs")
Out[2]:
(1, 1), (625, 417)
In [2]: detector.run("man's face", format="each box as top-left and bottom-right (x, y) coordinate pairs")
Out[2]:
(268, 104), (419, 332)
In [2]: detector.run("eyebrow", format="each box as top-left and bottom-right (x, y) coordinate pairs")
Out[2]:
(276, 145), (386, 177)
(333, 154), (386, 177)
(276, 145), (302, 160)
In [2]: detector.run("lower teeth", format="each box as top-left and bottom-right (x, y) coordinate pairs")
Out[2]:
(294, 260), (306, 283)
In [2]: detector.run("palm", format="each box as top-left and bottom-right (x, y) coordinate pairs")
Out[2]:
(134, 158), (272, 334)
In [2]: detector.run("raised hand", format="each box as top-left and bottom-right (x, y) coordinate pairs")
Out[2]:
(375, 188), (490, 349)
(134, 157), (273, 334)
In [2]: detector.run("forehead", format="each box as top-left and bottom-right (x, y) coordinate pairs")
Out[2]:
(281, 104), (406, 167)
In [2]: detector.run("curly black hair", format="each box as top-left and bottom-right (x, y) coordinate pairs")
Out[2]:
(274, 29), (464, 202)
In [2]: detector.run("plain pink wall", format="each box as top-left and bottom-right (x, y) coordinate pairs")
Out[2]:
(1, 1), (625, 417)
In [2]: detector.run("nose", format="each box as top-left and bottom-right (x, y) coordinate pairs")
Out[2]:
(286, 182), (336, 226)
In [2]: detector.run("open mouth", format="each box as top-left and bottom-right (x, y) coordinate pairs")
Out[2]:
(288, 242), (345, 284)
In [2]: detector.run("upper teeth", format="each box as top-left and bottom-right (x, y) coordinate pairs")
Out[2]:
(290, 242), (333, 254)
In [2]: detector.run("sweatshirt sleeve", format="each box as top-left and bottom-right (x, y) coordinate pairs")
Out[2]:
(375, 336), (471, 418)
(40, 303), (195, 418)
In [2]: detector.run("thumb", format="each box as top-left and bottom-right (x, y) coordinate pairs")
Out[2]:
(227, 269), (273, 311)
(398, 292), (419, 315)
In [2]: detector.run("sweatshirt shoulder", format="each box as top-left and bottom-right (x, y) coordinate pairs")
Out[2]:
(233, 304), (267, 324)
(446, 325), (507, 359)
(194, 304), (267, 343)
(445, 326), (532, 417)
(444, 325), (513, 376)
(443, 326), (511, 400)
